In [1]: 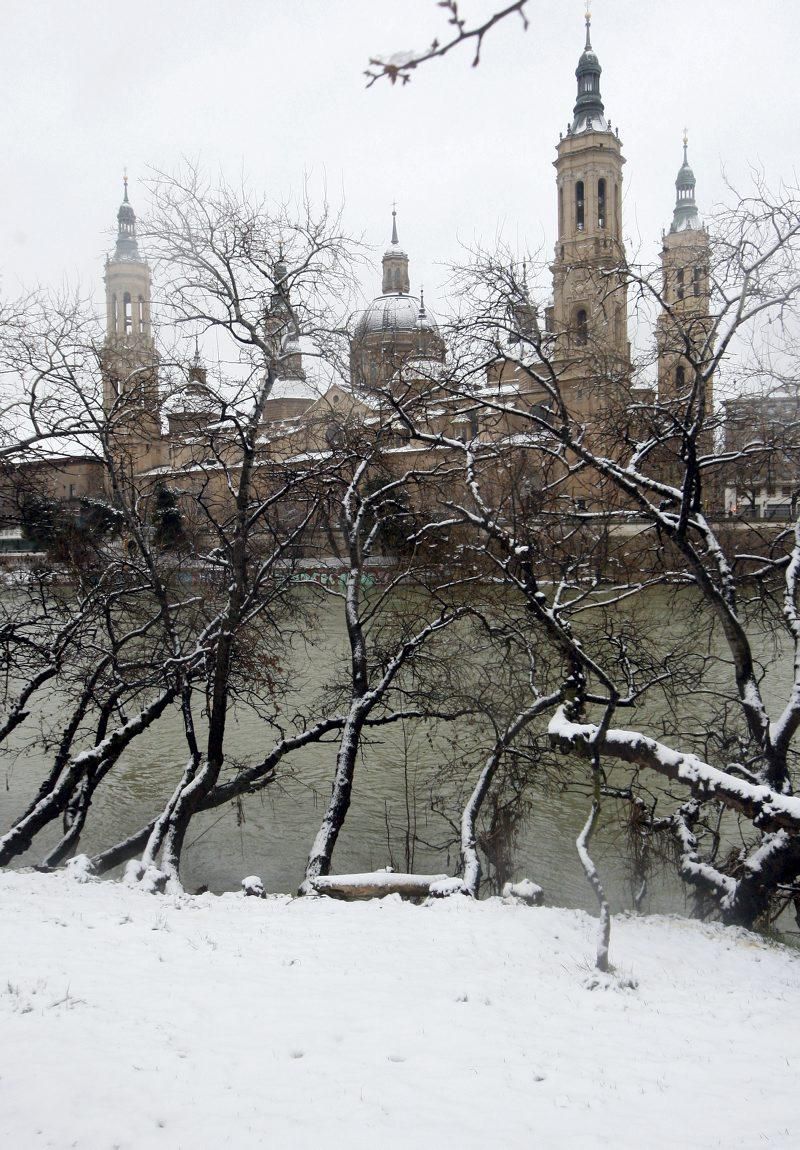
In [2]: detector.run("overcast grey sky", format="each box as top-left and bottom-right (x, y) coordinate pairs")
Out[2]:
(0, 0), (797, 320)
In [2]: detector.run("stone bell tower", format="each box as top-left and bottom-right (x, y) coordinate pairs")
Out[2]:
(550, 9), (630, 394)
(656, 134), (713, 409)
(101, 176), (163, 476)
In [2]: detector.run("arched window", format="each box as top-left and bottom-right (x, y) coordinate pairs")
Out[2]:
(112, 294), (118, 333)
(558, 186), (564, 237)
(675, 365), (686, 389)
(575, 181), (585, 231)
(676, 269), (685, 301)
(123, 292), (132, 334)
(597, 178), (606, 228)
(693, 267), (702, 297)
(138, 296), (145, 333)
(576, 308), (588, 346)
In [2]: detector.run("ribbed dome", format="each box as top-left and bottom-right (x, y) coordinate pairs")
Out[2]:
(676, 158), (696, 191)
(163, 385), (217, 416)
(353, 294), (439, 339)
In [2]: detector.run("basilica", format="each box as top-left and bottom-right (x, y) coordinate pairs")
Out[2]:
(22, 12), (712, 522)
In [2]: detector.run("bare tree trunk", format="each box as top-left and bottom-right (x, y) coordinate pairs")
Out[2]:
(461, 692), (560, 897)
(576, 793), (611, 973)
(91, 822), (157, 875)
(302, 705), (367, 888)
(0, 686), (177, 866)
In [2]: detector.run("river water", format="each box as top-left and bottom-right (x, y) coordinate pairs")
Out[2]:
(0, 589), (792, 918)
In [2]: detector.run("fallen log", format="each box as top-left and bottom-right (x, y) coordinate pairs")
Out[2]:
(307, 870), (459, 900)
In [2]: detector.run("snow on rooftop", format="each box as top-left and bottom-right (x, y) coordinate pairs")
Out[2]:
(283, 449), (333, 465)
(267, 379), (324, 403)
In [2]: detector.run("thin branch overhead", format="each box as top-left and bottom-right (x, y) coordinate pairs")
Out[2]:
(365, 1), (529, 87)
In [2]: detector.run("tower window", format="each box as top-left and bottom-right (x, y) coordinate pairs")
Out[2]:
(676, 365), (686, 389)
(693, 267), (701, 297)
(138, 296), (145, 333)
(558, 186), (564, 237)
(598, 178), (606, 228)
(575, 181), (585, 231)
(112, 294), (118, 334)
(676, 269), (684, 301)
(123, 292), (132, 334)
(575, 308), (588, 346)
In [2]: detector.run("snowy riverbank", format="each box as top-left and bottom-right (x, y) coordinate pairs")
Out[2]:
(1, 871), (798, 1149)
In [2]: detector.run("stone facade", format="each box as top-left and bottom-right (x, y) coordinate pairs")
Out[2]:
(11, 14), (725, 549)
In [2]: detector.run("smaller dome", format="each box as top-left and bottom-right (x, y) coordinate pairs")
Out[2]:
(353, 293), (440, 340)
(676, 160), (696, 190)
(163, 384), (218, 416)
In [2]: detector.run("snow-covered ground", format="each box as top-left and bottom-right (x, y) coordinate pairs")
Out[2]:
(1, 871), (798, 1149)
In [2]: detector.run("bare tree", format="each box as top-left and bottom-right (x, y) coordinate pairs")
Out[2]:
(409, 178), (800, 934)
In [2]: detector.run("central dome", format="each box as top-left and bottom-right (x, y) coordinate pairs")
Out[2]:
(353, 293), (440, 339)
(349, 210), (446, 389)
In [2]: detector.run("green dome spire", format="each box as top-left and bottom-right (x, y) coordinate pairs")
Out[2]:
(670, 131), (701, 233)
(571, 6), (607, 133)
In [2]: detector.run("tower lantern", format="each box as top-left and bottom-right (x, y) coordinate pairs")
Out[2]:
(101, 175), (163, 474)
(656, 134), (713, 411)
(381, 206), (410, 295)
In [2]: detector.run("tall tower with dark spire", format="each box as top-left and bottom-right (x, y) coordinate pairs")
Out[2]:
(101, 177), (163, 475)
(549, 9), (629, 386)
(656, 134), (712, 407)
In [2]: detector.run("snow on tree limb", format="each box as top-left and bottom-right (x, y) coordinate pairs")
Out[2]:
(548, 706), (800, 833)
